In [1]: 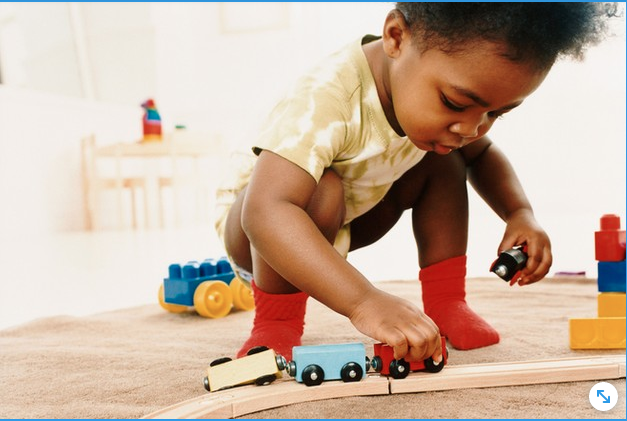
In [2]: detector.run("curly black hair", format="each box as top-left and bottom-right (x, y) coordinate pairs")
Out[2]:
(395, 2), (621, 69)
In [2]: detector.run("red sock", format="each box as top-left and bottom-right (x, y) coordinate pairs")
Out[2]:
(420, 255), (499, 350)
(237, 281), (308, 361)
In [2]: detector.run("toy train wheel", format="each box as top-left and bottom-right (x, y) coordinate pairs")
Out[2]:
(203, 376), (211, 392)
(370, 356), (383, 373)
(209, 357), (232, 367)
(424, 356), (444, 373)
(302, 364), (324, 386)
(340, 362), (363, 382)
(246, 346), (269, 356)
(389, 359), (410, 379)
(424, 346), (449, 373)
(158, 285), (188, 313)
(230, 277), (255, 311)
(254, 374), (277, 386)
(194, 281), (233, 318)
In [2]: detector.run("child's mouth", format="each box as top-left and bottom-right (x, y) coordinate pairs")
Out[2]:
(431, 142), (456, 155)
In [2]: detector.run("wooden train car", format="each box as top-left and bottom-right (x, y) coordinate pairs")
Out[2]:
(204, 346), (287, 392)
(371, 336), (448, 379)
(286, 342), (370, 386)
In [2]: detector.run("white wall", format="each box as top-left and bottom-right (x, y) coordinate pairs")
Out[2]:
(0, 2), (624, 280)
(0, 86), (141, 233)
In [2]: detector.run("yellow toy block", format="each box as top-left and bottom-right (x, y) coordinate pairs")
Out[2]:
(569, 317), (626, 349)
(598, 293), (626, 317)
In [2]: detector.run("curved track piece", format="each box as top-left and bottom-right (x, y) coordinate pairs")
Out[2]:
(144, 376), (389, 419)
(143, 355), (625, 419)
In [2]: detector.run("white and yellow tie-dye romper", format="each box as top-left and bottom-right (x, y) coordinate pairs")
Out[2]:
(215, 36), (427, 261)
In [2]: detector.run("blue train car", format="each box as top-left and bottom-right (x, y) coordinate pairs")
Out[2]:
(286, 342), (369, 386)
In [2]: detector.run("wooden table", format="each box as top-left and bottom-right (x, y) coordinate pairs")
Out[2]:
(82, 135), (224, 230)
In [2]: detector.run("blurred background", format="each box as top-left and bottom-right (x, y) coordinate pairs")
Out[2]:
(0, 2), (624, 329)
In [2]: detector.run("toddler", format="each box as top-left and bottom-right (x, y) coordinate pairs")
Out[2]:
(215, 2), (619, 361)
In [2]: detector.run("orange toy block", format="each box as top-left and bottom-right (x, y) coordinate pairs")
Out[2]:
(598, 293), (626, 317)
(569, 317), (626, 349)
(595, 214), (626, 262)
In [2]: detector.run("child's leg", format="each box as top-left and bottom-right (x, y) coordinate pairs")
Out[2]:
(223, 168), (345, 360)
(350, 152), (498, 350)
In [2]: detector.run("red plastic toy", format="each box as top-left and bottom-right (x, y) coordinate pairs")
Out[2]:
(594, 214), (626, 262)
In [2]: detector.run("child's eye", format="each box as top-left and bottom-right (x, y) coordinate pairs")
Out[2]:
(488, 110), (505, 120)
(441, 94), (467, 112)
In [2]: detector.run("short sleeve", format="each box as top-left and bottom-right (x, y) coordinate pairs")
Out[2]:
(253, 79), (351, 183)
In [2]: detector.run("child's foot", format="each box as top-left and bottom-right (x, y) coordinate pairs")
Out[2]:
(237, 322), (303, 361)
(425, 300), (499, 350)
(420, 255), (500, 350)
(237, 281), (308, 361)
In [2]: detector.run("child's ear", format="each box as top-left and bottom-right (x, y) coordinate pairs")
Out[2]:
(382, 10), (410, 59)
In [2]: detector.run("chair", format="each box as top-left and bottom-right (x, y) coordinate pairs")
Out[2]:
(157, 174), (210, 229)
(81, 135), (149, 230)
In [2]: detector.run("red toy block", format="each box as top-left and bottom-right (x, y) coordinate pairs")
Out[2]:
(595, 214), (626, 262)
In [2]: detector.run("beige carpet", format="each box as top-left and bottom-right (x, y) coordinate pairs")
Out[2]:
(1, 277), (624, 419)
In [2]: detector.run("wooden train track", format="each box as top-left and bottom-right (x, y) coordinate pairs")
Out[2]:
(143, 355), (626, 419)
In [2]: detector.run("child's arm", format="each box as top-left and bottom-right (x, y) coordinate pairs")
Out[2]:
(243, 150), (442, 362)
(460, 137), (552, 285)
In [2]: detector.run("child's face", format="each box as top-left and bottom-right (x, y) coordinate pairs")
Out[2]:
(386, 37), (549, 155)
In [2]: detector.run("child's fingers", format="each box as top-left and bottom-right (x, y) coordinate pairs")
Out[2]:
(497, 236), (518, 255)
(403, 320), (441, 362)
(406, 332), (442, 362)
(429, 334), (443, 364)
(520, 247), (552, 285)
(384, 330), (409, 360)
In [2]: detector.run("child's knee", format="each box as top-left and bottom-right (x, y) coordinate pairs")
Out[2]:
(224, 188), (253, 273)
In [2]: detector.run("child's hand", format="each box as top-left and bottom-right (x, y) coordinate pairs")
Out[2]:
(348, 288), (442, 363)
(499, 209), (552, 286)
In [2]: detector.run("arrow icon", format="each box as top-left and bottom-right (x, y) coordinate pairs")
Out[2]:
(590, 382), (617, 411)
(597, 390), (611, 404)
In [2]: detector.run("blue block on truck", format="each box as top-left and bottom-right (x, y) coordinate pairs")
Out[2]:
(164, 257), (234, 306)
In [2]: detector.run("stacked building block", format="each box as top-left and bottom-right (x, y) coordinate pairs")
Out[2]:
(141, 98), (162, 142)
(569, 214), (626, 349)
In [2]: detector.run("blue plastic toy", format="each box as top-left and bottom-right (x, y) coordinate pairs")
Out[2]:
(158, 257), (254, 318)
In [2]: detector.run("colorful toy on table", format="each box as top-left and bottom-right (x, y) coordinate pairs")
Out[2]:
(569, 214), (626, 350)
(158, 257), (254, 318)
(204, 346), (287, 392)
(370, 336), (448, 379)
(286, 342), (369, 386)
(141, 98), (162, 142)
(490, 245), (528, 283)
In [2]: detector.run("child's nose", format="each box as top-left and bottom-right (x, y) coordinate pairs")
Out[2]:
(449, 122), (478, 138)
(449, 114), (487, 138)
